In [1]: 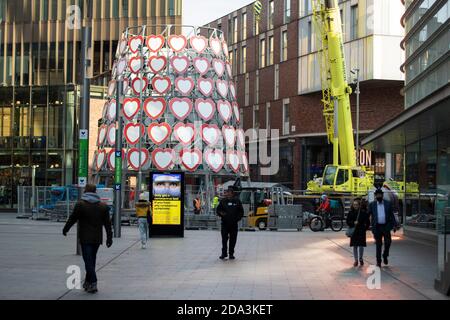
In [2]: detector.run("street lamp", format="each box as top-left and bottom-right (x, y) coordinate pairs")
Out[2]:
(351, 68), (360, 166)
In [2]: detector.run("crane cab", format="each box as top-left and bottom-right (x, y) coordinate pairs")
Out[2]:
(318, 164), (374, 195)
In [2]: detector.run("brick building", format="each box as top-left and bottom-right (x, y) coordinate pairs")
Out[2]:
(205, 0), (406, 190)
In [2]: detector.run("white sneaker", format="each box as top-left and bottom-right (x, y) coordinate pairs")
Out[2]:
(141, 243), (146, 249)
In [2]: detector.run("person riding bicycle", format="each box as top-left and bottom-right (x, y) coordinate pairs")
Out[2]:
(317, 194), (331, 214)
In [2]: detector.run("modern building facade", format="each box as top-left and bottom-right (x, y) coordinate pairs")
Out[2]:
(205, 0), (406, 190)
(0, 0), (182, 209)
(361, 0), (449, 292)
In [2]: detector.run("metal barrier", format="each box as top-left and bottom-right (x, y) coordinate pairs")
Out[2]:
(268, 204), (303, 231)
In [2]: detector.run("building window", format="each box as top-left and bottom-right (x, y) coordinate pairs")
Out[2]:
(283, 101), (290, 135)
(281, 30), (288, 62)
(255, 70), (260, 104)
(245, 74), (250, 106)
(307, 20), (312, 52)
(268, 36), (274, 65)
(241, 46), (247, 74)
(218, 23), (222, 31)
(274, 64), (279, 100)
(233, 48), (238, 75)
(350, 4), (358, 40)
(259, 39), (266, 68)
(254, 18), (259, 35)
(284, 0), (291, 23)
(268, 0), (274, 29)
(169, 0), (175, 16)
(303, 0), (310, 16)
(122, 0), (129, 17)
(233, 16), (238, 42)
(112, 0), (119, 18)
(228, 18), (232, 44)
(229, 50), (234, 75)
(41, 0), (49, 21)
(266, 103), (270, 130)
(253, 105), (259, 129)
(242, 13), (247, 40)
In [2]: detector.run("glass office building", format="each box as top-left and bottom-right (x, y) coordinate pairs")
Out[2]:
(0, 0), (182, 209)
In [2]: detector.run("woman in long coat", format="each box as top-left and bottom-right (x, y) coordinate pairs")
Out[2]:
(346, 198), (371, 267)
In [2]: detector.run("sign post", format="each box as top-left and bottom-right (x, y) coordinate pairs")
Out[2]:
(113, 80), (123, 238)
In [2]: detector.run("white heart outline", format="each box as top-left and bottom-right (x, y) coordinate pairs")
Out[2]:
(118, 38), (128, 55)
(193, 57), (210, 76)
(131, 77), (148, 95)
(204, 149), (224, 173)
(238, 151), (249, 173)
(189, 35), (208, 54)
(147, 122), (171, 145)
(173, 122), (196, 145)
(106, 99), (117, 121)
(146, 35), (165, 52)
(229, 81), (237, 100)
(180, 148), (202, 171)
(117, 58), (127, 75)
(209, 36), (222, 56)
(108, 80), (116, 97)
(151, 148), (175, 170)
(122, 97), (141, 120)
(143, 97), (166, 120)
(216, 80), (228, 99)
(236, 128), (245, 149)
(128, 35), (144, 53)
(232, 102), (240, 123)
(95, 149), (107, 171)
(124, 123), (145, 146)
(148, 55), (167, 73)
(107, 149), (115, 171)
(194, 98), (216, 121)
(107, 124), (116, 146)
(175, 77), (195, 96)
(212, 59), (225, 77)
(169, 98), (193, 121)
(197, 78), (214, 97)
(152, 76), (171, 95)
(217, 100), (232, 123)
(128, 56), (143, 74)
(222, 40), (229, 58)
(222, 125), (236, 148)
(226, 150), (240, 173)
(201, 124), (221, 146)
(226, 62), (232, 78)
(170, 56), (190, 74)
(127, 148), (149, 170)
(97, 125), (107, 146)
(168, 35), (187, 52)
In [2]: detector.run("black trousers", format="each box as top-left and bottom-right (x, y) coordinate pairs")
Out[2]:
(373, 224), (392, 263)
(81, 243), (100, 284)
(221, 223), (238, 256)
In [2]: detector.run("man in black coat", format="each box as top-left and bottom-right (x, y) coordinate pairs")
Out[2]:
(368, 188), (398, 267)
(63, 184), (113, 293)
(216, 186), (244, 260)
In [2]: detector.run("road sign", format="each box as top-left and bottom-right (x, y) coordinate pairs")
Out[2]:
(114, 184), (121, 191)
(78, 177), (87, 187)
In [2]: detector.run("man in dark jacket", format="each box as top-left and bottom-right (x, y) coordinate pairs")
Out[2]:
(368, 188), (398, 267)
(62, 184), (113, 293)
(216, 186), (244, 260)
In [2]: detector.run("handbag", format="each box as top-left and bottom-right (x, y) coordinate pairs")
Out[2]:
(346, 206), (361, 238)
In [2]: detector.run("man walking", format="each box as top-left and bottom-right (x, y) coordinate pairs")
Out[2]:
(216, 186), (244, 260)
(62, 184), (113, 293)
(368, 188), (398, 267)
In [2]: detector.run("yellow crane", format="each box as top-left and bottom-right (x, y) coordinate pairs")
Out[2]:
(307, 0), (373, 196)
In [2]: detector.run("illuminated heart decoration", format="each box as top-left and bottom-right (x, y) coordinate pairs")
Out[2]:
(239, 151), (249, 173)
(195, 98), (216, 121)
(175, 77), (195, 96)
(190, 35), (208, 54)
(168, 35), (187, 52)
(193, 57), (210, 76)
(212, 59), (225, 77)
(143, 97), (166, 120)
(197, 78), (214, 97)
(124, 123), (145, 145)
(147, 122), (171, 145)
(148, 55), (167, 73)
(226, 62), (232, 78)
(201, 124), (221, 146)
(170, 56), (190, 74)
(127, 148), (149, 170)
(106, 99), (117, 121)
(128, 35), (144, 53)
(118, 38), (128, 55)
(229, 82), (236, 100)
(226, 150), (240, 173)
(217, 100), (232, 123)
(232, 102), (240, 123)
(210, 36), (222, 56)
(131, 77), (148, 95)
(107, 124), (116, 146)
(222, 125), (236, 148)
(95, 149), (107, 171)
(147, 35), (165, 52)
(151, 148), (175, 170)
(237, 128), (245, 149)
(180, 148), (202, 171)
(204, 149), (224, 173)
(123, 98), (140, 120)
(173, 122), (196, 145)
(152, 76), (171, 95)
(169, 98), (193, 121)
(108, 80), (116, 96)
(107, 149), (115, 170)
(222, 40), (229, 58)
(97, 125), (107, 146)
(117, 58), (127, 75)
(216, 80), (228, 98)
(128, 56), (144, 74)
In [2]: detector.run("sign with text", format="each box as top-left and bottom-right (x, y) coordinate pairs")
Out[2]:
(149, 172), (185, 237)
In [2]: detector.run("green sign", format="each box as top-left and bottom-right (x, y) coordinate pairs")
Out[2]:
(78, 129), (88, 186)
(114, 150), (122, 186)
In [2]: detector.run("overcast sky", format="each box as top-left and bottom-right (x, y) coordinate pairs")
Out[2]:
(182, 0), (255, 27)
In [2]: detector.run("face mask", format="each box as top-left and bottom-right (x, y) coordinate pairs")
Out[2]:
(376, 196), (383, 202)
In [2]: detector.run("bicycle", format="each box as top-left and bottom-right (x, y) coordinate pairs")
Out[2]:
(309, 209), (344, 232)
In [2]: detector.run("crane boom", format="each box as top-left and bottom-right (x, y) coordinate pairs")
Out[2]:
(312, 0), (356, 167)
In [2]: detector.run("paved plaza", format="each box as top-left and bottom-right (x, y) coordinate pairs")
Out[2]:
(0, 213), (448, 300)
